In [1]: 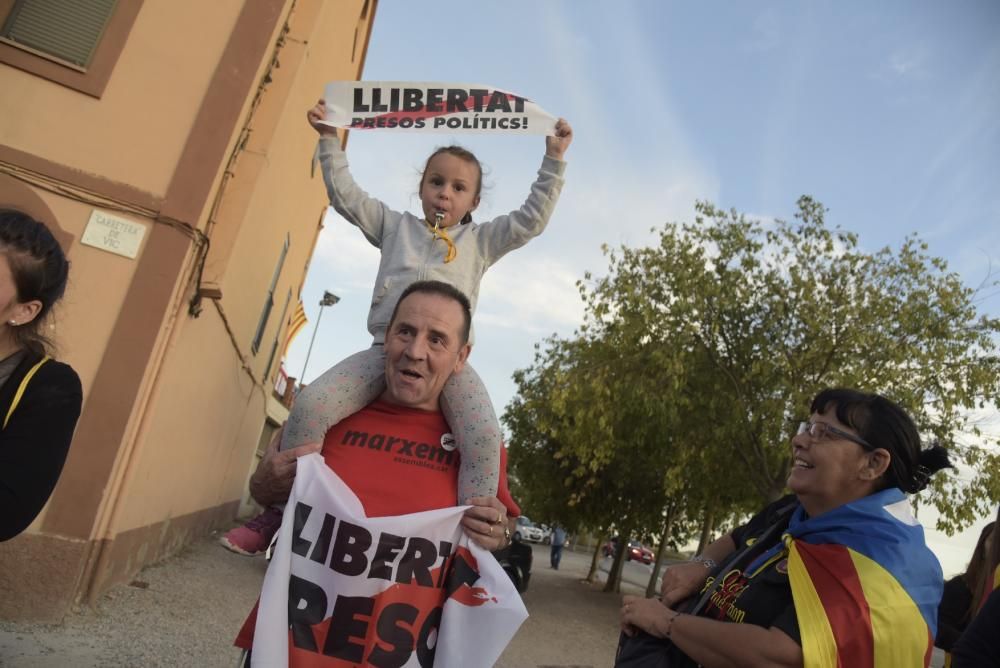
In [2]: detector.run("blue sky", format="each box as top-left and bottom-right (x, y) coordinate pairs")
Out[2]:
(285, 1), (1000, 573)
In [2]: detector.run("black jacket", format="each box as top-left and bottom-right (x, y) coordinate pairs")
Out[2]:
(953, 588), (1000, 667)
(0, 351), (83, 541)
(936, 574), (973, 651)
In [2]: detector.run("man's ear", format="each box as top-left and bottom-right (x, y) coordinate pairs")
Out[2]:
(471, 195), (480, 212)
(454, 343), (471, 374)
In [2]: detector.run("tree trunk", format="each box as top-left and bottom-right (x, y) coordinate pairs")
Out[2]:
(646, 505), (676, 598)
(603, 526), (631, 593)
(765, 472), (786, 504)
(585, 537), (604, 583)
(695, 507), (715, 555)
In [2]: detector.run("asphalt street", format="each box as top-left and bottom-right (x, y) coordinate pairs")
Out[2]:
(0, 537), (946, 667)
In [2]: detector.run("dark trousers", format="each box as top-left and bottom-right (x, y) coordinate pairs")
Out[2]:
(550, 543), (564, 569)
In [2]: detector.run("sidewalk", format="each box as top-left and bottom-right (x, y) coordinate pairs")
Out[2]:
(0, 529), (268, 667)
(0, 535), (627, 667)
(0, 536), (946, 667)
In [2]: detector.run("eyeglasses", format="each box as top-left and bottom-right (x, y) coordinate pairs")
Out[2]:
(797, 421), (874, 450)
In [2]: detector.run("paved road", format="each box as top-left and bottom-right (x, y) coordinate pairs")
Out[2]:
(0, 535), (630, 667)
(496, 543), (640, 668)
(0, 537), (946, 667)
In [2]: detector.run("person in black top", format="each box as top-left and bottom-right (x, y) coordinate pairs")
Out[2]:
(936, 521), (995, 652)
(953, 586), (1000, 666)
(952, 505), (1000, 667)
(0, 209), (82, 541)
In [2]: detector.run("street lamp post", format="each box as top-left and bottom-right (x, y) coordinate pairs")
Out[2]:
(300, 290), (339, 384)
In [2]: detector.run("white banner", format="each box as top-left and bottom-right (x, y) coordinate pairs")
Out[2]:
(252, 454), (527, 667)
(321, 81), (558, 135)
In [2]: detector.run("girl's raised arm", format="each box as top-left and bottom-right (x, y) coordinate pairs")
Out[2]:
(309, 100), (397, 246)
(545, 118), (574, 160)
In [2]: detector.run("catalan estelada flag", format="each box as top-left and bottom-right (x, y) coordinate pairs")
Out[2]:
(747, 488), (943, 667)
(282, 299), (308, 359)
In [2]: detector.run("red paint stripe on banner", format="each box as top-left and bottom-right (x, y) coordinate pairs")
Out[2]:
(283, 546), (492, 667)
(797, 543), (874, 666)
(363, 93), (526, 124)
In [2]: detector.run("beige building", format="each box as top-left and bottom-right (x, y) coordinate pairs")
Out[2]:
(0, 0), (377, 621)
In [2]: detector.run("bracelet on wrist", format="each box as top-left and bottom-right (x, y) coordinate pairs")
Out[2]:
(665, 610), (680, 639)
(690, 554), (717, 570)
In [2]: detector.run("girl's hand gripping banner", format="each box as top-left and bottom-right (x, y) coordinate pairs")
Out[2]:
(321, 81), (558, 135)
(252, 454), (528, 667)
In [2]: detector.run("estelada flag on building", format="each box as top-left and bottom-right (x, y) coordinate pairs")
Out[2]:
(282, 299), (308, 360)
(251, 454), (527, 667)
(773, 489), (943, 667)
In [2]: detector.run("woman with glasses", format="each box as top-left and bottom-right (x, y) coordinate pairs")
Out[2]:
(617, 388), (950, 668)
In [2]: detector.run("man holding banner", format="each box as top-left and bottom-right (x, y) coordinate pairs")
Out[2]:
(236, 281), (526, 667)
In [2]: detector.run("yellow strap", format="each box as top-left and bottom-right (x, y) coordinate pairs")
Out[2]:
(4, 355), (49, 429)
(424, 219), (457, 263)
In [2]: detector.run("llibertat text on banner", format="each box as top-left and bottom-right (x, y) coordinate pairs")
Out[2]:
(252, 454), (528, 667)
(320, 81), (558, 135)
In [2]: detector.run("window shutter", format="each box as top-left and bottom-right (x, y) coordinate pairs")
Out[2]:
(1, 0), (118, 68)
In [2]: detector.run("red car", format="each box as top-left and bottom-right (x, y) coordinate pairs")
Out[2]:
(626, 541), (654, 564)
(603, 539), (655, 564)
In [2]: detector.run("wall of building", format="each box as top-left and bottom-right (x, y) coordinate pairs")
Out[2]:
(0, 1), (244, 203)
(0, 0), (377, 620)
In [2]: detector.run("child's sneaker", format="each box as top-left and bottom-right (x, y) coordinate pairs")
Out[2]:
(219, 507), (282, 556)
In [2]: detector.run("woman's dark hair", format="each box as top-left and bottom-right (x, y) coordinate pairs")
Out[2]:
(0, 209), (70, 356)
(809, 388), (951, 494)
(972, 506), (1000, 616)
(963, 521), (995, 623)
(419, 146), (483, 224)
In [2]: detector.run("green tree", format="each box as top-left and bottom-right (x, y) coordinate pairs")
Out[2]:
(574, 196), (1000, 530)
(505, 334), (672, 591)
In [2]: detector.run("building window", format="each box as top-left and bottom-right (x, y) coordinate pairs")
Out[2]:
(263, 287), (292, 381)
(251, 234), (289, 355)
(1, 0), (117, 69)
(0, 0), (142, 98)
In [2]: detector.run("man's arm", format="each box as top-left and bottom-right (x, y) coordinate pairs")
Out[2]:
(248, 427), (322, 507)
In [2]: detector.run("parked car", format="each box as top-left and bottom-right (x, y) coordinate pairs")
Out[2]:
(495, 539), (532, 592)
(538, 523), (553, 544)
(513, 516), (545, 543)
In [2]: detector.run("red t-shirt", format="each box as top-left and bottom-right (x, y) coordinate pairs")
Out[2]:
(235, 400), (519, 649)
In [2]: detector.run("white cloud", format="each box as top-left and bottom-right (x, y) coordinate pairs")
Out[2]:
(313, 211), (380, 279)
(477, 257), (585, 335)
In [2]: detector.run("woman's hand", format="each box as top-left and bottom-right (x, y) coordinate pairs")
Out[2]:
(461, 496), (511, 551)
(307, 99), (337, 136)
(660, 561), (711, 607)
(545, 118), (573, 160)
(621, 595), (675, 638)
